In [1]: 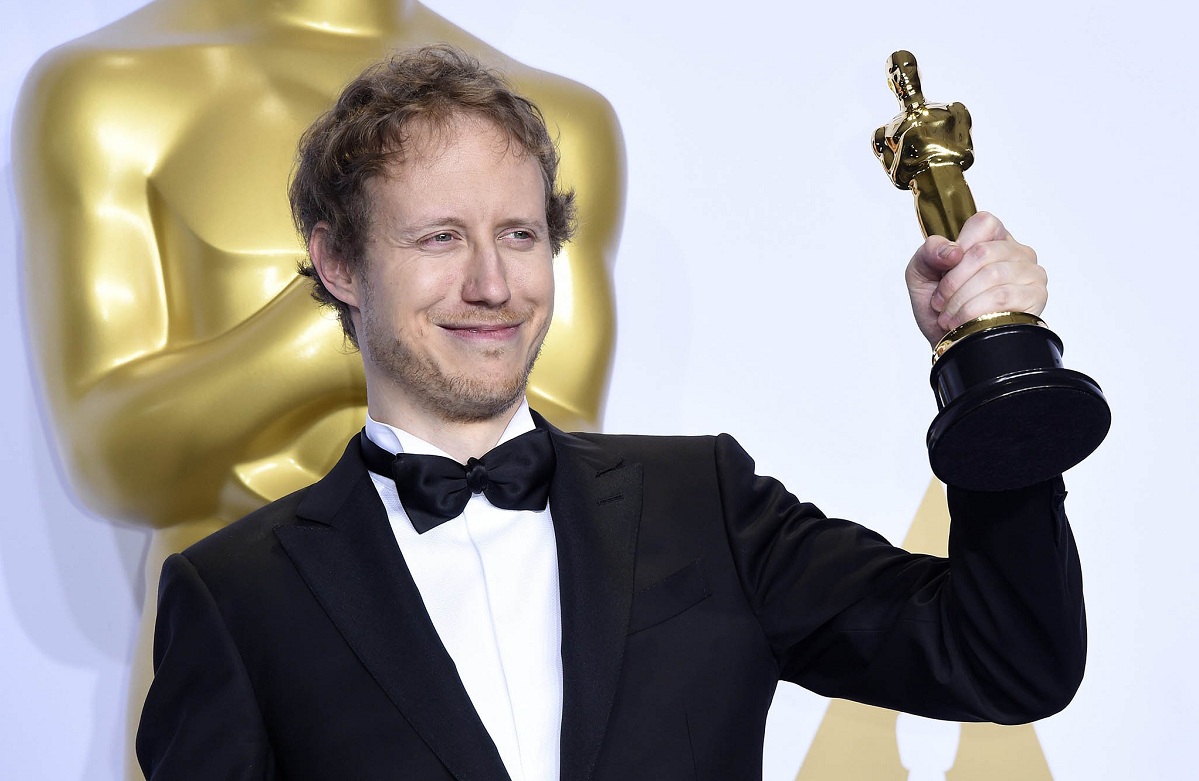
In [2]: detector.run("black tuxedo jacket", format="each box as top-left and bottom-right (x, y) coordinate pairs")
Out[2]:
(137, 417), (1085, 781)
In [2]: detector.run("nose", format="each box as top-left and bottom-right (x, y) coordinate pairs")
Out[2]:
(461, 240), (511, 307)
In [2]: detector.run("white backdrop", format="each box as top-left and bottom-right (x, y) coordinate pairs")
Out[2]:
(3, 1), (1195, 779)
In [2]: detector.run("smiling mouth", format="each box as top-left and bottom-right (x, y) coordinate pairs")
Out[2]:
(436, 306), (535, 339)
(442, 322), (520, 331)
(440, 322), (522, 340)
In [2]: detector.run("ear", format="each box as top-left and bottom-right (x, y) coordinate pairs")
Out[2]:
(309, 222), (362, 308)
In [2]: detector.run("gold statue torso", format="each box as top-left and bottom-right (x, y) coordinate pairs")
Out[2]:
(880, 101), (973, 189)
(17, 0), (625, 538)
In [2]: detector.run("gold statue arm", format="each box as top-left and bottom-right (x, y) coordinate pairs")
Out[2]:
(872, 125), (896, 173)
(521, 78), (626, 432)
(15, 52), (364, 528)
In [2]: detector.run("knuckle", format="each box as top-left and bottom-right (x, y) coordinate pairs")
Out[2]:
(991, 286), (1013, 310)
(962, 241), (992, 269)
(972, 210), (1002, 236)
(982, 262), (1005, 286)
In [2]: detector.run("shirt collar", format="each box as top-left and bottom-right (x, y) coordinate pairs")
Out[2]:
(364, 399), (536, 461)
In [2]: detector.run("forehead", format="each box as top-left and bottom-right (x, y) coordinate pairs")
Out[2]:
(359, 115), (548, 239)
(400, 113), (507, 159)
(368, 114), (545, 214)
(387, 112), (543, 184)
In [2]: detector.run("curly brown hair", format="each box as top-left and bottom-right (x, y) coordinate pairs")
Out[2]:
(289, 45), (576, 346)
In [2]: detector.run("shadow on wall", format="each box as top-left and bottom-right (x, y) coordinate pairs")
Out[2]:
(2, 163), (150, 777)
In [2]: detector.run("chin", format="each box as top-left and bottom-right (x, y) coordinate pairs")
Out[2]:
(432, 385), (526, 423)
(422, 363), (532, 423)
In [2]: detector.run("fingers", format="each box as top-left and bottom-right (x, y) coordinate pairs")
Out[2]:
(907, 234), (964, 285)
(955, 210), (1011, 248)
(931, 213), (1046, 332)
(935, 255), (1047, 331)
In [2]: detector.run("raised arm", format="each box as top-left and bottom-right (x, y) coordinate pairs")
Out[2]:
(715, 433), (1084, 723)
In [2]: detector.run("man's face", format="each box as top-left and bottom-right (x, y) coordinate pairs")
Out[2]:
(353, 115), (554, 424)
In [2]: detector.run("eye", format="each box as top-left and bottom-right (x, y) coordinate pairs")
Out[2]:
(419, 230), (459, 249)
(501, 229), (536, 246)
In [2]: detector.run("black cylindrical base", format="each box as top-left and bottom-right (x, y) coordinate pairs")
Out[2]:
(927, 322), (1110, 491)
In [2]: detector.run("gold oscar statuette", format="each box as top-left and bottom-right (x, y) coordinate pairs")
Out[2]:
(873, 50), (1109, 490)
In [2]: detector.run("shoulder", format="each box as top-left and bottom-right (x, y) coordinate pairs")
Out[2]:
(17, 3), (250, 138)
(466, 41), (624, 168)
(182, 435), (371, 570)
(576, 430), (754, 462)
(21, 7), (203, 101)
(181, 485), (313, 573)
(17, 34), (214, 176)
(573, 430), (716, 454)
(568, 431), (763, 492)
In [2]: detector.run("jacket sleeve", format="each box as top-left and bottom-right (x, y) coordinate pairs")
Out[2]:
(136, 553), (276, 780)
(713, 433), (1085, 724)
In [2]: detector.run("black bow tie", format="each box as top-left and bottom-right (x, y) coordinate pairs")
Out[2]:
(358, 427), (556, 533)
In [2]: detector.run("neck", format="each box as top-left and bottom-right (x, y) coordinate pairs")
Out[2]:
(369, 396), (525, 463)
(896, 83), (926, 113)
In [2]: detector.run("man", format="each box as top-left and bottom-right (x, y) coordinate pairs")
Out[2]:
(16, 7), (620, 774)
(137, 46), (1084, 781)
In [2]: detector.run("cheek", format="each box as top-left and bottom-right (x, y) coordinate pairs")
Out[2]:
(385, 274), (445, 324)
(529, 261), (556, 307)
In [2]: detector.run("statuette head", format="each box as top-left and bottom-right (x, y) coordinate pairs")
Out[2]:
(887, 50), (923, 104)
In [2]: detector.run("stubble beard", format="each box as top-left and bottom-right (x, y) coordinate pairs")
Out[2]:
(362, 304), (545, 424)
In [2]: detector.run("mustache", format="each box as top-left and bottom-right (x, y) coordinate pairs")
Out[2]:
(434, 306), (537, 328)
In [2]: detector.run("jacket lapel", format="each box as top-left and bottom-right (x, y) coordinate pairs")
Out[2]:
(538, 415), (643, 781)
(274, 438), (511, 781)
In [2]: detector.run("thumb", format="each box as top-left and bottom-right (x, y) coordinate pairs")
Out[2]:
(908, 235), (963, 284)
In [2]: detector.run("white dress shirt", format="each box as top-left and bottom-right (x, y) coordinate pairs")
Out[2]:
(364, 401), (562, 781)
